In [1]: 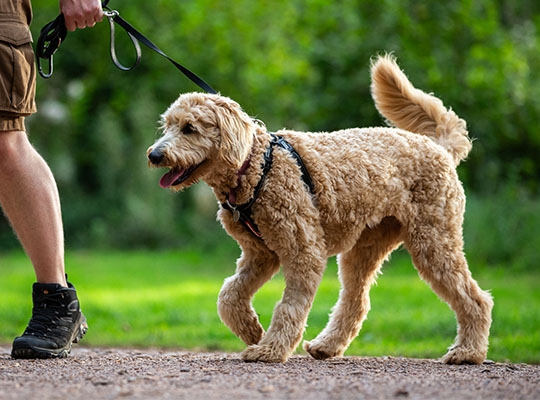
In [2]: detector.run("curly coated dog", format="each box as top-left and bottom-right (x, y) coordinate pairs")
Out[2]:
(147, 55), (493, 364)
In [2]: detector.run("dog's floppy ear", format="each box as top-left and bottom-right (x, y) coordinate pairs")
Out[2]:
(214, 98), (254, 168)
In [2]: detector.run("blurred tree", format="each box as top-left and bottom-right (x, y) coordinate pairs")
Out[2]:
(0, 0), (536, 250)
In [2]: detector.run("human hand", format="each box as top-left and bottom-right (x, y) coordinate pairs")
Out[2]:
(59, 0), (104, 31)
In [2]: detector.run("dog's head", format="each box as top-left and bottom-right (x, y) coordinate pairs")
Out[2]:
(147, 92), (255, 191)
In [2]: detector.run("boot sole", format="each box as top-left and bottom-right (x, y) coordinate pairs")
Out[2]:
(11, 314), (88, 359)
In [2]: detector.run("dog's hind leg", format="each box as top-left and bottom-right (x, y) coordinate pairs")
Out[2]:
(218, 245), (280, 346)
(404, 205), (493, 365)
(303, 217), (403, 360)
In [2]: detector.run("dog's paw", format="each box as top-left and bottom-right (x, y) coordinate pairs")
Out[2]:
(236, 324), (265, 346)
(303, 340), (340, 360)
(441, 346), (486, 365)
(241, 344), (289, 363)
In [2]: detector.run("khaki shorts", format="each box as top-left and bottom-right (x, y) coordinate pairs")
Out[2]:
(0, 17), (37, 132)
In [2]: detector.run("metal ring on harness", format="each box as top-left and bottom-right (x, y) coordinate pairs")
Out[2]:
(103, 8), (142, 71)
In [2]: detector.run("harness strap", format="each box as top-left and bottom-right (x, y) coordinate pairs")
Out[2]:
(222, 134), (315, 239)
(271, 135), (315, 194)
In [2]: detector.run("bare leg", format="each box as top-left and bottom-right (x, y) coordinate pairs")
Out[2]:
(0, 131), (66, 286)
(304, 217), (403, 359)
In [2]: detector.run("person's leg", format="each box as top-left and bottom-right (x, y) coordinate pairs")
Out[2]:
(0, 2), (90, 357)
(0, 130), (67, 286)
(0, 126), (88, 359)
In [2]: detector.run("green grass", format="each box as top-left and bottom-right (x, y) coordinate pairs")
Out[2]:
(1, 248), (539, 363)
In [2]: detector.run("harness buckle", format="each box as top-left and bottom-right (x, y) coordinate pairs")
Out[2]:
(225, 200), (240, 222)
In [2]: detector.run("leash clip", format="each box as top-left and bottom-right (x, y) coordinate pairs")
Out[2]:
(36, 14), (67, 79)
(37, 53), (55, 79)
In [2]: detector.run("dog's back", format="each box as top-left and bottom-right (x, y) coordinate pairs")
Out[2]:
(370, 55), (471, 166)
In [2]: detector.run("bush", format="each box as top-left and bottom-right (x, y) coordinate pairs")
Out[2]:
(1, 0), (538, 266)
(464, 186), (540, 270)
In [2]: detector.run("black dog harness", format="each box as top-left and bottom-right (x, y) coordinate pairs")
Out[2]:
(221, 134), (315, 239)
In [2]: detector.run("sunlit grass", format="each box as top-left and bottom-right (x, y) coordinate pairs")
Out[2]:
(1, 248), (539, 363)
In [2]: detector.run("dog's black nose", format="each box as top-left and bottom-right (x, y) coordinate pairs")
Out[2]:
(148, 149), (164, 165)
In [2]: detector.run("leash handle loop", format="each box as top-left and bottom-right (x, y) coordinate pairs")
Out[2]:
(104, 8), (217, 94)
(36, 0), (217, 93)
(104, 9), (142, 71)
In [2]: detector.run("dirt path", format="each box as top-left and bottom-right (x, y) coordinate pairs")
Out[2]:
(0, 346), (538, 399)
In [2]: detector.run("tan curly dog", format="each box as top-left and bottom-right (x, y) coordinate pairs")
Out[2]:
(147, 55), (493, 364)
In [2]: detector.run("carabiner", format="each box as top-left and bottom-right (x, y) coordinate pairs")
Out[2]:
(35, 13), (67, 79)
(37, 54), (54, 79)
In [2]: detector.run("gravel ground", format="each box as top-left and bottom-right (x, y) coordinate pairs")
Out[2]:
(0, 346), (538, 399)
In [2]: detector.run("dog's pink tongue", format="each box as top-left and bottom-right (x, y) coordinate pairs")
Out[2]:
(159, 168), (183, 188)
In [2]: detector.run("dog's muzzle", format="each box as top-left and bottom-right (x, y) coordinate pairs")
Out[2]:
(148, 148), (164, 165)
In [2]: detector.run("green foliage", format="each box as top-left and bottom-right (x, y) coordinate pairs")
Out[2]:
(1, 1), (538, 265)
(465, 188), (540, 270)
(1, 250), (539, 363)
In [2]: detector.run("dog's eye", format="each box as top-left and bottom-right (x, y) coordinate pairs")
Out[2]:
(181, 123), (196, 135)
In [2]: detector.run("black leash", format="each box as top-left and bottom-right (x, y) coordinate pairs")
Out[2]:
(35, 13), (67, 78)
(36, 0), (217, 94)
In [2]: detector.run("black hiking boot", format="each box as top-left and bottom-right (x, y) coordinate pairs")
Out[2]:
(11, 281), (88, 359)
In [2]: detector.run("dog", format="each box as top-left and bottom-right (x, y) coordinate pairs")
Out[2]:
(147, 55), (493, 364)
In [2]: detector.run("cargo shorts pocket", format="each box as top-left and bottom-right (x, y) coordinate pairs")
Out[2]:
(0, 38), (36, 115)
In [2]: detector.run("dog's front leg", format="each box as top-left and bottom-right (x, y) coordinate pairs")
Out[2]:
(218, 246), (280, 345)
(241, 249), (326, 363)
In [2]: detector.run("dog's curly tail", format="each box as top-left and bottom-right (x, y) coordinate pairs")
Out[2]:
(370, 54), (471, 166)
